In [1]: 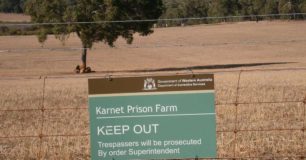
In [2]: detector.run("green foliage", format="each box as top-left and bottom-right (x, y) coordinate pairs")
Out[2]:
(210, 0), (239, 16)
(279, 0), (293, 14)
(264, 0), (279, 14)
(184, 0), (210, 24)
(278, 0), (303, 19)
(25, 0), (163, 48)
(300, 1), (306, 12)
(207, 0), (240, 22)
(0, 25), (38, 36)
(252, 0), (267, 15)
(0, 0), (26, 13)
(1, 0), (306, 36)
(161, 0), (306, 25)
(158, 0), (186, 26)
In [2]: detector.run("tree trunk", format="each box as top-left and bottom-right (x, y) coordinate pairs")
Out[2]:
(81, 47), (87, 71)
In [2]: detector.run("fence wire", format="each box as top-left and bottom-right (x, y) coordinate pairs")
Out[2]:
(1, 38), (306, 54)
(0, 68), (305, 160)
(1, 13), (306, 27)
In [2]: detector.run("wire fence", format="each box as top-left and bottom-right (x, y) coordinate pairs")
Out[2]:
(1, 38), (306, 54)
(0, 11), (305, 160)
(0, 67), (305, 160)
(1, 13), (306, 27)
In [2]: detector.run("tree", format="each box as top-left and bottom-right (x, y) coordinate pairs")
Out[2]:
(252, 0), (266, 15)
(208, 0), (225, 23)
(278, 0), (299, 18)
(300, 0), (306, 13)
(208, 0), (240, 22)
(238, 0), (253, 18)
(264, 0), (279, 15)
(159, 0), (186, 26)
(0, 0), (26, 13)
(184, 0), (210, 24)
(25, 0), (163, 73)
(251, 0), (267, 21)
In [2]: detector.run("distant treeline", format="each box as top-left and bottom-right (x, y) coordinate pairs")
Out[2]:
(0, 0), (25, 13)
(1, 0), (306, 36)
(1, 0), (306, 19)
(160, 0), (306, 26)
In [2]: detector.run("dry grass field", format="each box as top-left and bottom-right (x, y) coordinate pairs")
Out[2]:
(0, 13), (30, 22)
(1, 21), (306, 77)
(0, 20), (306, 159)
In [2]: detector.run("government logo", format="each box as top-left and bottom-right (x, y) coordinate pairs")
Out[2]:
(144, 78), (157, 91)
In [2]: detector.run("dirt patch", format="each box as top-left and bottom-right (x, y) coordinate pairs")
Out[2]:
(0, 13), (30, 22)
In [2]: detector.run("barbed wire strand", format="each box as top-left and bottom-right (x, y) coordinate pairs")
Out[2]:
(0, 107), (88, 112)
(0, 67), (306, 81)
(0, 13), (306, 27)
(1, 39), (306, 54)
(0, 99), (304, 113)
(0, 128), (303, 139)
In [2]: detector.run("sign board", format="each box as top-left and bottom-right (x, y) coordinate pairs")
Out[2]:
(88, 74), (216, 160)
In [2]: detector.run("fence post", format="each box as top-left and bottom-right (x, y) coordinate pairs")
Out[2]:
(38, 76), (46, 160)
(301, 97), (306, 159)
(233, 70), (243, 159)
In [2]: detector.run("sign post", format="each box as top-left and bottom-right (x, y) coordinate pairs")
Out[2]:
(88, 74), (216, 160)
